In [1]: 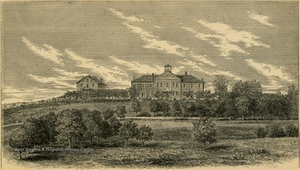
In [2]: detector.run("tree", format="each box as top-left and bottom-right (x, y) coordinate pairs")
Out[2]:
(103, 109), (115, 120)
(160, 101), (170, 116)
(287, 85), (298, 119)
(183, 91), (194, 99)
(129, 86), (138, 99)
(39, 112), (58, 145)
(137, 125), (154, 146)
(119, 121), (139, 146)
(154, 90), (164, 100)
(150, 100), (160, 116)
(172, 101), (182, 117)
(9, 128), (33, 159)
(81, 109), (101, 144)
(213, 75), (229, 98)
(192, 117), (217, 148)
(131, 99), (142, 116)
(56, 109), (87, 148)
(235, 96), (250, 119)
(116, 105), (127, 119)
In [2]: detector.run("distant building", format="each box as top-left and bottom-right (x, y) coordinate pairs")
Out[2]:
(131, 64), (205, 100)
(76, 75), (106, 90)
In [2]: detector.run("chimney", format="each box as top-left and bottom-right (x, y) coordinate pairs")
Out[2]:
(133, 76), (136, 80)
(100, 78), (102, 82)
(152, 73), (155, 80)
(185, 71), (187, 76)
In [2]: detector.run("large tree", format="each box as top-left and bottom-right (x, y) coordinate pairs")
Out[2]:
(193, 117), (217, 148)
(131, 99), (142, 116)
(137, 125), (154, 146)
(56, 109), (87, 148)
(119, 121), (139, 147)
(213, 75), (229, 98)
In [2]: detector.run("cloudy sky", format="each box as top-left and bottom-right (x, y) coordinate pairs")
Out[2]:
(2, 1), (298, 103)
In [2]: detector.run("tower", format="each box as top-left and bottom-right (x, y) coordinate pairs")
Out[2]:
(164, 64), (172, 73)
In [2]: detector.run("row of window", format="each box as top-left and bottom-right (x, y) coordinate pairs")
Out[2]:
(138, 83), (201, 88)
(80, 83), (95, 88)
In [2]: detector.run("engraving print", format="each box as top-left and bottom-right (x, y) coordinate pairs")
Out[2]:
(2, 1), (299, 169)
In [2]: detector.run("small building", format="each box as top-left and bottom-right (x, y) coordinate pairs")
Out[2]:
(76, 75), (106, 90)
(131, 64), (205, 100)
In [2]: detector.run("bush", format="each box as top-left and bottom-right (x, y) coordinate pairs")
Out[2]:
(266, 123), (285, 138)
(136, 112), (151, 117)
(255, 127), (267, 138)
(285, 124), (298, 137)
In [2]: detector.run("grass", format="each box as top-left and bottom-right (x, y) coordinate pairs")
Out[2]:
(3, 119), (298, 168)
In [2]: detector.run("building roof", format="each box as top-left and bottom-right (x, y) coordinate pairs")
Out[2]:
(132, 75), (156, 83)
(76, 75), (106, 85)
(132, 74), (204, 83)
(177, 75), (204, 83)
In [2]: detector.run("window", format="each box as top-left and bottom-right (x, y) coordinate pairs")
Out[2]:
(142, 84), (144, 88)
(191, 84), (193, 88)
(166, 82), (168, 87)
(81, 84), (83, 87)
(199, 84), (201, 88)
(92, 83), (94, 87)
(87, 84), (89, 87)
(183, 84), (185, 88)
(172, 82), (174, 87)
(141, 93), (144, 97)
(86, 79), (88, 82)
(160, 82), (162, 87)
(176, 82), (178, 87)
(176, 92), (178, 96)
(157, 83), (159, 87)
(150, 84), (152, 87)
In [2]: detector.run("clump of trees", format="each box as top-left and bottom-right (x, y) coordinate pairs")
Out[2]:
(255, 123), (298, 138)
(9, 107), (154, 159)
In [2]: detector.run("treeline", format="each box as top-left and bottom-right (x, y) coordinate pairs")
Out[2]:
(130, 77), (298, 120)
(62, 89), (130, 101)
(9, 108), (153, 159)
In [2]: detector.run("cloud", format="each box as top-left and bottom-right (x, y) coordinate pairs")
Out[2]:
(108, 8), (145, 22)
(178, 59), (242, 80)
(183, 20), (270, 58)
(110, 56), (184, 74)
(28, 74), (75, 88)
(245, 59), (294, 83)
(53, 68), (85, 78)
(123, 23), (215, 66)
(65, 49), (131, 87)
(2, 86), (66, 103)
(22, 37), (64, 65)
(248, 11), (274, 27)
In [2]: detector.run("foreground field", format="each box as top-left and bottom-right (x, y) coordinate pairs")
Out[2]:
(3, 119), (298, 168)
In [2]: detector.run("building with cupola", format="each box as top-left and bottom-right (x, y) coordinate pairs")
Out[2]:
(131, 64), (205, 100)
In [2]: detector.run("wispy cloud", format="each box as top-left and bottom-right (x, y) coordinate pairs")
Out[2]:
(2, 86), (66, 103)
(53, 68), (85, 78)
(178, 59), (242, 80)
(123, 23), (215, 66)
(183, 20), (270, 58)
(28, 74), (75, 88)
(65, 49), (130, 86)
(22, 37), (64, 65)
(110, 56), (184, 74)
(108, 8), (145, 22)
(245, 59), (294, 83)
(247, 11), (274, 27)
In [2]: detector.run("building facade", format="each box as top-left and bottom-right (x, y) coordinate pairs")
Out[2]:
(76, 75), (106, 90)
(131, 64), (205, 100)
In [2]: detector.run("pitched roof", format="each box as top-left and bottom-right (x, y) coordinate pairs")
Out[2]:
(132, 75), (156, 83)
(76, 75), (106, 85)
(132, 74), (204, 83)
(177, 75), (204, 83)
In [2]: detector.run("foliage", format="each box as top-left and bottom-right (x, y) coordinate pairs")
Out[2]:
(285, 124), (298, 137)
(116, 105), (127, 119)
(56, 109), (87, 148)
(9, 128), (33, 159)
(131, 99), (142, 115)
(119, 121), (139, 146)
(160, 101), (170, 116)
(254, 127), (267, 138)
(265, 123), (285, 138)
(103, 109), (115, 120)
(192, 117), (217, 148)
(213, 75), (229, 98)
(172, 101), (182, 117)
(137, 125), (154, 146)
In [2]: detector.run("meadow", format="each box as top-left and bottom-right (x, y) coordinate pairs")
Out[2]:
(3, 119), (298, 168)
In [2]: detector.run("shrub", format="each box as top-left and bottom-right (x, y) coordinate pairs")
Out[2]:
(193, 117), (217, 148)
(255, 127), (267, 138)
(137, 111), (151, 117)
(285, 124), (298, 137)
(265, 123), (285, 138)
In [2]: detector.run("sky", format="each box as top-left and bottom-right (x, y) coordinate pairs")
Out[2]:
(2, 1), (299, 103)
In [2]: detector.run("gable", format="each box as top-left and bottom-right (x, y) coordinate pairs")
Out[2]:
(155, 72), (181, 81)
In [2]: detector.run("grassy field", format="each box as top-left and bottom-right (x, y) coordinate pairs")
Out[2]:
(3, 119), (298, 168)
